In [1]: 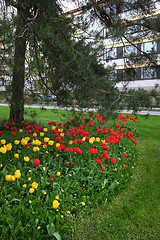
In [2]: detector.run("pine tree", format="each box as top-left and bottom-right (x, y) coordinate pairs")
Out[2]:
(2, 0), (76, 121)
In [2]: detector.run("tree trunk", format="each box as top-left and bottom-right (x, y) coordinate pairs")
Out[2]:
(9, 8), (26, 122)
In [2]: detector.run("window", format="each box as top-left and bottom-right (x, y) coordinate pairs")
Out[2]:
(141, 67), (157, 79)
(117, 46), (123, 58)
(74, 32), (83, 42)
(103, 6), (114, 15)
(103, 3), (122, 15)
(124, 44), (137, 56)
(123, 68), (137, 80)
(109, 70), (117, 80)
(103, 27), (107, 38)
(126, 26), (134, 34)
(103, 27), (112, 38)
(0, 79), (4, 86)
(74, 13), (83, 25)
(142, 41), (157, 53)
(5, 80), (10, 86)
(106, 48), (117, 59)
(126, 24), (141, 34)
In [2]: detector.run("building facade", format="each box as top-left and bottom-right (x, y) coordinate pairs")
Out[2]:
(66, 0), (160, 91)
(0, 2), (13, 97)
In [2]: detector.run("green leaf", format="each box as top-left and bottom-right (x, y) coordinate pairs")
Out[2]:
(47, 223), (55, 236)
(103, 179), (108, 187)
(45, 194), (49, 203)
(35, 218), (39, 226)
(52, 182), (59, 188)
(10, 198), (20, 202)
(53, 232), (62, 240)
(47, 225), (50, 235)
(109, 180), (119, 190)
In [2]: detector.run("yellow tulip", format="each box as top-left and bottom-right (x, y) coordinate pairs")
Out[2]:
(56, 143), (60, 148)
(14, 140), (20, 145)
(31, 182), (38, 189)
(29, 188), (34, 193)
(15, 170), (21, 179)
(5, 175), (12, 181)
(52, 200), (60, 209)
(24, 156), (29, 162)
(96, 137), (100, 142)
(1, 139), (6, 145)
(0, 147), (7, 154)
(11, 176), (16, 181)
(55, 195), (59, 200)
(33, 147), (40, 152)
(14, 154), (19, 159)
(21, 138), (27, 146)
(6, 143), (12, 151)
(44, 137), (49, 142)
(48, 140), (54, 146)
(40, 132), (44, 137)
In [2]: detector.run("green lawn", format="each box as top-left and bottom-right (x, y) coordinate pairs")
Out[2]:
(0, 105), (74, 126)
(0, 106), (160, 239)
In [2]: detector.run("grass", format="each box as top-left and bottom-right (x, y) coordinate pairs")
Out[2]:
(0, 105), (74, 126)
(69, 115), (160, 240)
(0, 105), (160, 239)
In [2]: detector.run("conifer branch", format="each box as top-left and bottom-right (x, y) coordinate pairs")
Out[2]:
(33, 40), (73, 106)
(91, 0), (113, 24)
(27, 8), (40, 21)
(67, 64), (132, 97)
(15, 28), (28, 38)
(91, 0), (159, 66)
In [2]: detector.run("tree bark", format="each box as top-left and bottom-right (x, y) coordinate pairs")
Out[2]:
(9, 8), (26, 122)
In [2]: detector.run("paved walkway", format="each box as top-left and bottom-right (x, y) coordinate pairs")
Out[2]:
(118, 109), (160, 116)
(0, 103), (160, 115)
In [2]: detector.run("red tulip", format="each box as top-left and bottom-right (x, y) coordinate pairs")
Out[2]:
(34, 158), (40, 166)
(111, 157), (116, 164)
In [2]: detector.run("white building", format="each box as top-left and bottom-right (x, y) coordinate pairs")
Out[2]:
(0, 2), (14, 95)
(65, 0), (160, 91)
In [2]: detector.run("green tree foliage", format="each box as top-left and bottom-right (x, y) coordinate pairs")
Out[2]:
(0, 0), (160, 122)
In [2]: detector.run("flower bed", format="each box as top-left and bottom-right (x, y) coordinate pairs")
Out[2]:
(0, 113), (138, 239)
